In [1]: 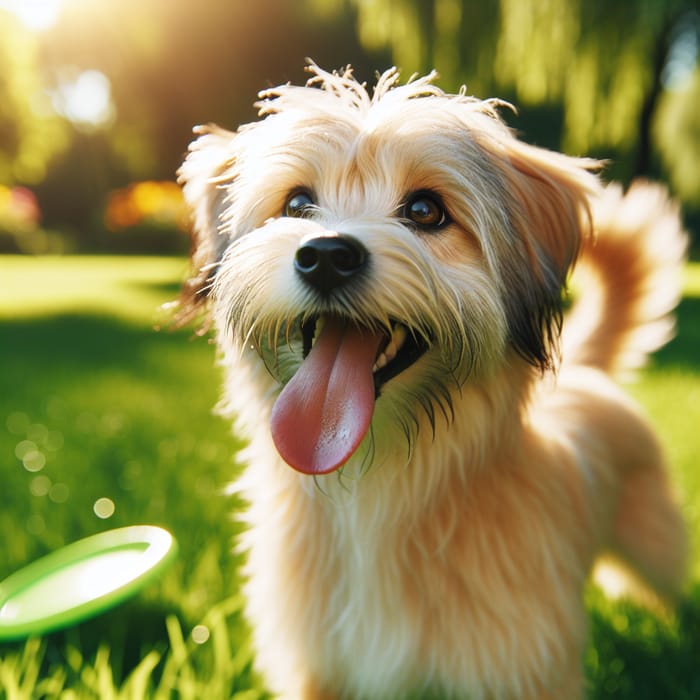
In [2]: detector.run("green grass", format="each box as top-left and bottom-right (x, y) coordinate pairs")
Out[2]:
(1, 256), (265, 699)
(1, 255), (699, 699)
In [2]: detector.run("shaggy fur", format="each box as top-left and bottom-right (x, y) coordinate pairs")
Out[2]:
(178, 64), (688, 700)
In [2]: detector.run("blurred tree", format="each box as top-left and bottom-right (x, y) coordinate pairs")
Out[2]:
(655, 68), (700, 206)
(0, 14), (69, 185)
(34, 0), (384, 182)
(312, 0), (700, 208)
(2, 0), (697, 247)
(0, 0), (386, 247)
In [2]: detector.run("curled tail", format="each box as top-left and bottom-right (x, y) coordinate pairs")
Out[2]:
(562, 180), (687, 379)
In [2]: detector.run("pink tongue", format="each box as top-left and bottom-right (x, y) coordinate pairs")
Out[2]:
(270, 319), (384, 474)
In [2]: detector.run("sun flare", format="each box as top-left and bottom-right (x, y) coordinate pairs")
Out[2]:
(0, 0), (65, 31)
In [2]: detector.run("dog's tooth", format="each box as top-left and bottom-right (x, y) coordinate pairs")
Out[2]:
(383, 341), (397, 363)
(374, 353), (388, 371)
(392, 324), (407, 351)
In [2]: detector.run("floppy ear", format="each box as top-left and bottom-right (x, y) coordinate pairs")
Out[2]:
(481, 134), (600, 370)
(176, 124), (237, 326)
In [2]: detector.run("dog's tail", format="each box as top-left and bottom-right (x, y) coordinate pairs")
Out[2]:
(561, 181), (687, 379)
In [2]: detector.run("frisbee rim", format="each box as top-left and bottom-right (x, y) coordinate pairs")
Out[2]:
(0, 525), (177, 641)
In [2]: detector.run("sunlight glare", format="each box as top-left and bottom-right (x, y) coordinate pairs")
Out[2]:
(662, 17), (699, 90)
(93, 497), (116, 519)
(51, 69), (115, 129)
(0, 0), (63, 31)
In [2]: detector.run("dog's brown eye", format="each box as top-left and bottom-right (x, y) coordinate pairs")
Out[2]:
(284, 190), (315, 218)
(404, 192), (448, 229)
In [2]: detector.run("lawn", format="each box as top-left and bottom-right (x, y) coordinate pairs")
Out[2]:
(1, 255), (699, 699)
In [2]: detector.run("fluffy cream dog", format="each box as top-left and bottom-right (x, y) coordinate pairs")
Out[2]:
(178, 64), (688, 700)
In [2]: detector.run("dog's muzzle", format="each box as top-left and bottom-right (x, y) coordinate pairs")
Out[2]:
(269, 232), (429, 476)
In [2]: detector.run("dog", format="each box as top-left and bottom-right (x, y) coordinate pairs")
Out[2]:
(177, 63), (688, 700)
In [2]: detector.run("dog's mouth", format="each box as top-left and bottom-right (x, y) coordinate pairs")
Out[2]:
(270, 314), (429, 475)
(301, 316), (428, 392)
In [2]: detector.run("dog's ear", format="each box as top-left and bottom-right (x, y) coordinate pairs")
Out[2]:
(481, 133), (600, 370)
(176, 124), (237, 326)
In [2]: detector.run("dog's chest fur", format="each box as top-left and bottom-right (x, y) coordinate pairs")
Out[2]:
(234, 370), (591, 699)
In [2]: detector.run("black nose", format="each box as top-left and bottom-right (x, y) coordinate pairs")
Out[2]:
(294, 234), (368, 294)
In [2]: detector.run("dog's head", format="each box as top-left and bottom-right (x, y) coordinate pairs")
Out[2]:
(178, 64), (600, 476)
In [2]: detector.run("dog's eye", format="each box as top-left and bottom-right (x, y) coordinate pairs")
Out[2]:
(404, 192), (448, 230)
(284, 190), (316, 218)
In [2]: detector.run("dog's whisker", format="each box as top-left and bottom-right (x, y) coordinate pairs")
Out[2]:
(237, 317), (261, 355)
(400, 419), (416, 462)
(434, 382), (456, 425)
(271, 321), (286, 361)
(311, 473), (337, 499)
(358, 423), (376, 476)
(421, 397), (437, 438)
(282, 318), (296, 350)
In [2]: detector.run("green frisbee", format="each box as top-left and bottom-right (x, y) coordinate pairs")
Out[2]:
(0, 525), (177, 641)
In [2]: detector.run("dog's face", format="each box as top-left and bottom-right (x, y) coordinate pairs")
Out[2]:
(179, 65), (599, 476)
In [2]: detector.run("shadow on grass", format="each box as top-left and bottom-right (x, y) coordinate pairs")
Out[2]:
(2, 312), (194, 375)
(131, 278), (186, 298)
(1, 311), (221, 426)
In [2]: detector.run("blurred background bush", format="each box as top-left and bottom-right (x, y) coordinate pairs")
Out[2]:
(0, 0), (698, 254)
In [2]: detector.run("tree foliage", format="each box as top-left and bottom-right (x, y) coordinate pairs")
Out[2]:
(0, 0), (697, 246)
(0, 0), (380, 242)
(0, 14), (68, 184)
(314, 0), (700, 205)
